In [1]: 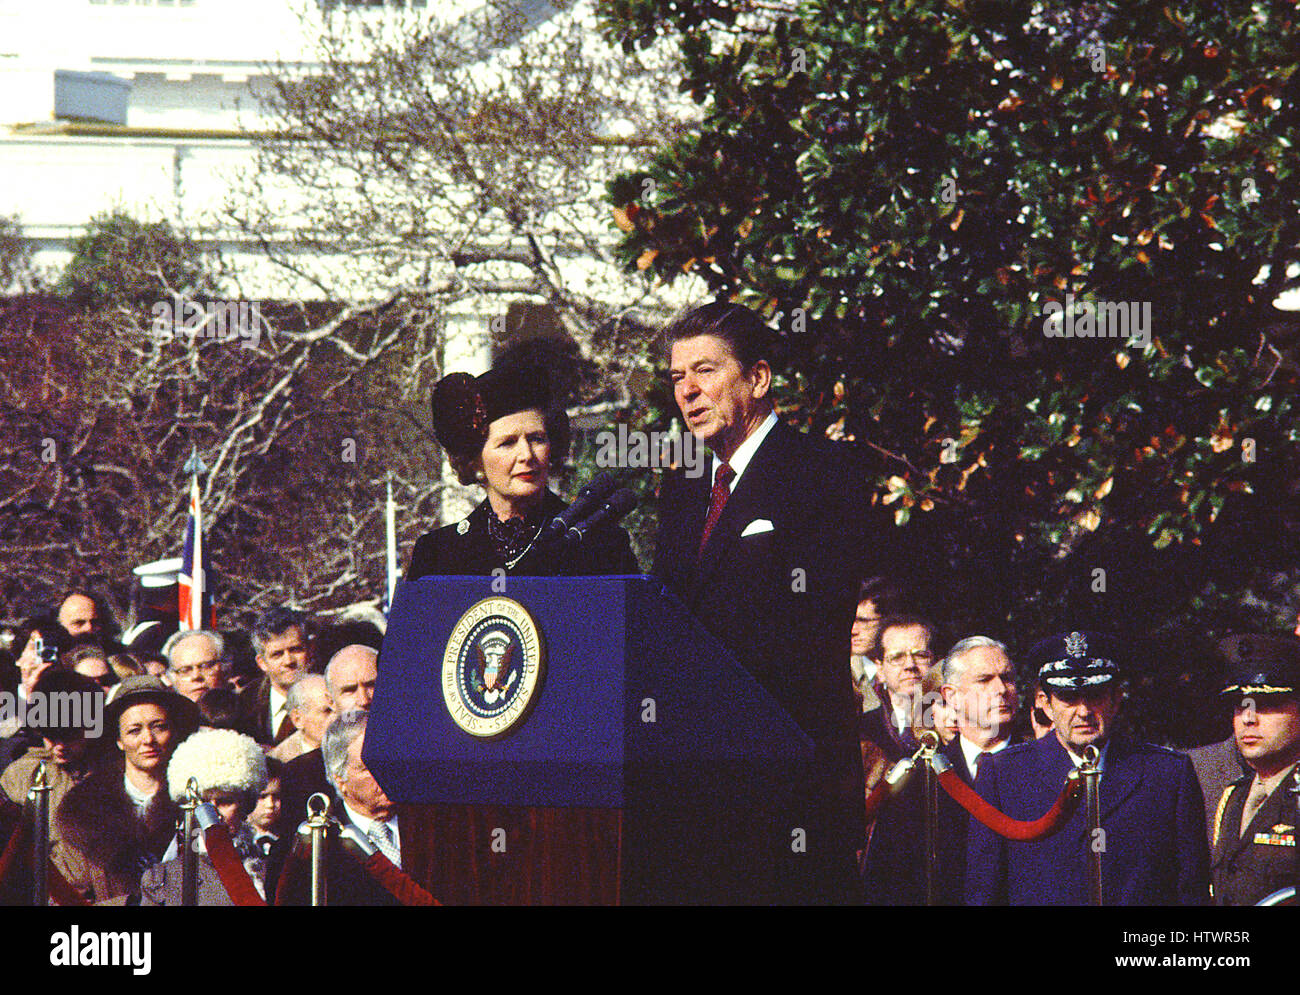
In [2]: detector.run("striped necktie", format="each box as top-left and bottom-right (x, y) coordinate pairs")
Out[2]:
(368, 820), (400, 866)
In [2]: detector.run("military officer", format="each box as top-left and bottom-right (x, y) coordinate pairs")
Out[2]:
(1210, 635), (1300, 906)
(966, 630), (1209, 905)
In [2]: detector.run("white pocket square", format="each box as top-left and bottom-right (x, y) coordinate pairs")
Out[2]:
(740, 519), (774, 537)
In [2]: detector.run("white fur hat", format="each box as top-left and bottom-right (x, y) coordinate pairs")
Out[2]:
(167, 728), (268, 803)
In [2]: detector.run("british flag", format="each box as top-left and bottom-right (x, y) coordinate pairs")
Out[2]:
(177, 474), (209, 630)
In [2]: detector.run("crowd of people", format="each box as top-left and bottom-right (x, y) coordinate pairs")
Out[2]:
(847, 577), (1300, 906)
(3, 300), (1297, 907)
(0, 594), (395, 905)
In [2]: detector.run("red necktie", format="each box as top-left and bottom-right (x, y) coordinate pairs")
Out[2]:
(698, 462), (734, 555)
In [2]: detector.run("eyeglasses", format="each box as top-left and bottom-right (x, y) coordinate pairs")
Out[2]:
(172, 660), (223, 679)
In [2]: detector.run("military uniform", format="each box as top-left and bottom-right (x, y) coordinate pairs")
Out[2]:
(1209, 634), (1300, 906)
(1210, 766), (1298, 906)
(966, 630), (1209, 906)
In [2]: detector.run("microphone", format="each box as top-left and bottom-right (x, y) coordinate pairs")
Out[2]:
(541, 473), (619, 541)
(564, 488), (638, 546)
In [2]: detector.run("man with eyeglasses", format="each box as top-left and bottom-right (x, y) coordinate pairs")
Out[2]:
(860, 615), (938, 761)
(162, 629), (228, 702)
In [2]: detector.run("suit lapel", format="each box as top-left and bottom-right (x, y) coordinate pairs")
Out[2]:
(1212, 781), (1247, 864)
(942, 736), (973, 785)
(692, 422), (793, 597)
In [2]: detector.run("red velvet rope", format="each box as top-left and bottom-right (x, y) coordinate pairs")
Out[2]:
(938, 769), (1082, 841)
(0, 806), (24, 887)
(862, 774), (896, 824)
(0, 809), (90, 907)
(361, 852), (440, 906)
(203, 824), (268, 907)
(274, 838), (308, 906)
(47, 860), (90, 907)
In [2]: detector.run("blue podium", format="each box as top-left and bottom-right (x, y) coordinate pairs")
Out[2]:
(366, 576), (817, 904)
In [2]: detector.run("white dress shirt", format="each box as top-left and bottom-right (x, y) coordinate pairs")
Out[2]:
(344, 803), (401, 862)
(959, 735), (1009, 780)
(269, 686), (288, 736)
(711, 410), (778, 493)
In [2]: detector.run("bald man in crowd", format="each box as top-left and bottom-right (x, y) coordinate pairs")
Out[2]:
(269, 674), (334, 763)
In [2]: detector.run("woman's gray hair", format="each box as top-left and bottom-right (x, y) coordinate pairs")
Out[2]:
(941, 636), (1010, 685)
(322, 708), (369, 789)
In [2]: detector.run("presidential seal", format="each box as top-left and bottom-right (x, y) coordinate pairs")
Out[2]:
(441, 597), (545, 738)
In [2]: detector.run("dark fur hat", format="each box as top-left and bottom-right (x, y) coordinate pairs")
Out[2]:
(430, 346), (570, 473)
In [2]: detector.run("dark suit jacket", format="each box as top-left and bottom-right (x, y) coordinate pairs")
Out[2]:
(965, 732), (1210, 906)
(863, 735), (1016, 905)
(407, 490), (638, 580)
(653, 419), (884, 901)
(1211, 767), (1300, 906)
(860, 685), (918, 764)
(267, 808), (402, 907)
(237, 676), (292, 747)
(273, 747), (335, 840)
(264, 747), (343, 902)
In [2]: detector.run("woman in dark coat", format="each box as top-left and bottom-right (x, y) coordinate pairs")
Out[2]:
(407, 350), (638, 579)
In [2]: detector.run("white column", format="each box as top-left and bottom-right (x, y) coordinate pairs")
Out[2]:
(438, 309), (493, 524)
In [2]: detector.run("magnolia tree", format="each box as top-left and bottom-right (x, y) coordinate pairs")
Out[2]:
(601, 0), (1300, 742)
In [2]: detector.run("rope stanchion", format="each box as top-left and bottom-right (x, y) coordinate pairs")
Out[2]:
(863, 755), (917, 823)
(196, 804), (266, 907)
(0, 798), (89, 906)
(937, 768), (1082, 841)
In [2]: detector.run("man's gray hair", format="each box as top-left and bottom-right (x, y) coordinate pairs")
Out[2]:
(941, 635), (1011, 685)
(286, 673), (327, 714)
(162, 629), (227, 668)
(324, 644), (378, 696)
(322, 708), (369, 789)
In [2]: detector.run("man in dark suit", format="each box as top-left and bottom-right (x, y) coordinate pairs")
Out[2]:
(653, 302), (883, 903)
(864, 635), (1021, 904)
(966, 631), (1209, 906)
(238, 606), (311, 746)
(269, 709), (401, 906)
(1210, 636), (1300, 906)
(273, 644), (376, 838)
(859, 615), (939, 763)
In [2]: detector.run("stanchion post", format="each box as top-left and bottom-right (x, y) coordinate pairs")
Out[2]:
(305, 793), (331, 908)
(180, 777), (200, 907)
(916, 731), (940, 907)
(1080, 745), (1102, 906)
(28, 762), (50, 907)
